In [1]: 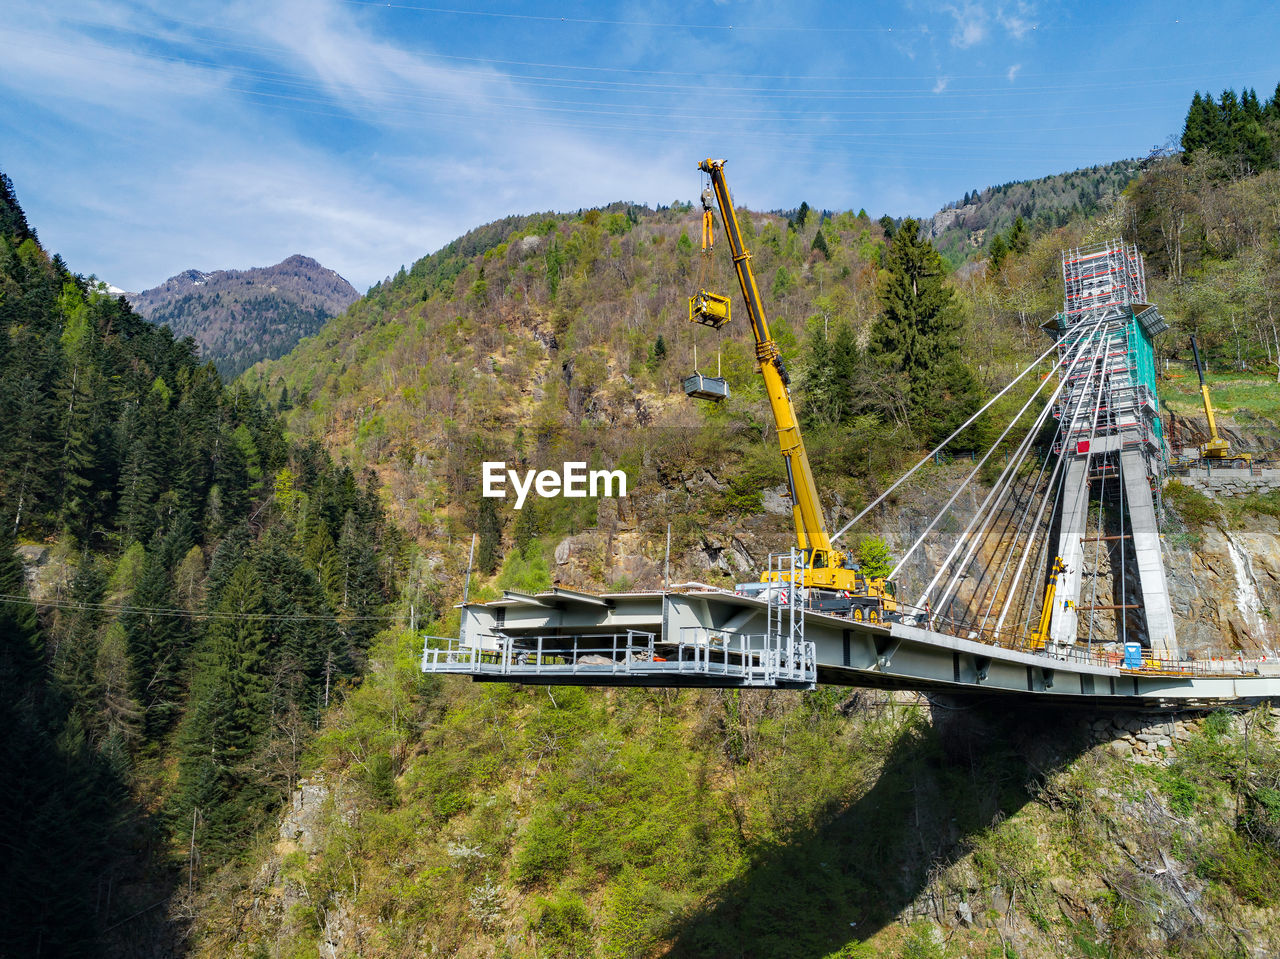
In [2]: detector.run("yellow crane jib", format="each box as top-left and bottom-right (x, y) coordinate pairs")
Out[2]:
(698, 157), (895, 620)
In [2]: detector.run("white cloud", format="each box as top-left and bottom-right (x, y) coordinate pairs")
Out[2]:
(997, 2), (1037, 39)
(938, 0), (1034, 49)
(1007, 63), (1022, 82)
(934, 77), (950, 93)
(945, 1), (989, 48)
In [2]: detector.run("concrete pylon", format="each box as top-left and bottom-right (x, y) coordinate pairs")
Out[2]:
(1120, 448), (1177, 657)
(1048, 456), (1089, 647)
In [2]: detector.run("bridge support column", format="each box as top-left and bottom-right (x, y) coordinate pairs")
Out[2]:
(1120, 449), (1178, 658)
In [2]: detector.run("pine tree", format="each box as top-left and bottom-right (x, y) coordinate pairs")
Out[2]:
(1182, 91), (1214, 155)
(121, 521), (192, 739)
(651, 335), (667, 364)
(987, 234), (1008, 273)
(870, 219), (981, 443)
(1218, 89), (1244, 165)
(1007, 216), (1029, 254)
(810, 229), (830, 260)
(175, 561), (271, 861)
(0, 522), (41, 682)
(476, 496), (503, 574)
(0, 172), (33, 243)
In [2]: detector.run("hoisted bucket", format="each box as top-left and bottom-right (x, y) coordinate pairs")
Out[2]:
(683, 372), (729, 402)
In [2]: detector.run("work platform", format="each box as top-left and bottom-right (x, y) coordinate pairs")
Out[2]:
(423, 585), (1280, 707)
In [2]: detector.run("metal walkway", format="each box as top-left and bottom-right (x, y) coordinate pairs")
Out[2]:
(423, 584), (1280, 707)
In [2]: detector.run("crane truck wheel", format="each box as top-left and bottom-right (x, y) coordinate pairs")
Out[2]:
(853, 608), (864, 622)
(869, 609), (880, 624)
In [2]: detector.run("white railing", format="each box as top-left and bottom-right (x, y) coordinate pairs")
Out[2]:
(421, 618), (816, 687)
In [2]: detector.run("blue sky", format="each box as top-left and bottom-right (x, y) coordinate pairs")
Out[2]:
(2, 1), (1277, 292)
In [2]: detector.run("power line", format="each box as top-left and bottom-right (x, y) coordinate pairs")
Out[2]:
(0, 593), (398, 623)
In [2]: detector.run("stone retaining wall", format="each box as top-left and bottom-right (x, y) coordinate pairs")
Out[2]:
(1083, 707), (1280, 764)
(1169, 467), (1280, 497)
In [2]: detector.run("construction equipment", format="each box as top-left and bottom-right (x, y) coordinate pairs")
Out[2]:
(689, 290), (731, 328)
(688, 186), (731, 329)
(1028, 556), (1066, 650)
(1189, 335), (1250, 465)
(683, 371), (730, 401)
(699, 158), (897, 622)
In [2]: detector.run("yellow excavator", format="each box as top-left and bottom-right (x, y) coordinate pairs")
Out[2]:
(1190, 335), (1250, 466)
(698, 158), (897, 622)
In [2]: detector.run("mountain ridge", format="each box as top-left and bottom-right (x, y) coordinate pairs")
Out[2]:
(129, 253), (360, 378)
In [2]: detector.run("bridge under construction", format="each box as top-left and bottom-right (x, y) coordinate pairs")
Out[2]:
(421, 578), (1280, 706)
(422, 163), (1277, 707)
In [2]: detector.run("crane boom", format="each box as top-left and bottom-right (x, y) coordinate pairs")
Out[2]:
(700, 158), (835, 565)
(698, 158), (896, 619)
(1189, 335), (1247, 463)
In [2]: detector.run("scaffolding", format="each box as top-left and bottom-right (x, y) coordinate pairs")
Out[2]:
(1048, 240), (1169, 479)
(1044, 240), (1177, 656)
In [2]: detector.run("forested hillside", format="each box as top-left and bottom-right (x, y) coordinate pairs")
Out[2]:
(216, 119), (1280, 956)
(8, 71), (1280, 953)
(928, 160), (1140, 268)
(0, 172), (399, 955)
(130, 255), (360, 379)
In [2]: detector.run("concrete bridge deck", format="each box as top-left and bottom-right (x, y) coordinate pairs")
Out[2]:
(422, 586), (1280, 708)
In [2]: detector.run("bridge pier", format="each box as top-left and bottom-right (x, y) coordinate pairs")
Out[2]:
(1120, 448), (1177, 657)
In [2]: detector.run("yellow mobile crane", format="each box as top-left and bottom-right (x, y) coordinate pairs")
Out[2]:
(699, 158), (897, 622)
(1189, 335), (1250, 466)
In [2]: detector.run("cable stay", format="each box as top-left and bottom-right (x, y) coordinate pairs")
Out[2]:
(887, 314), (1108, 586)
(830, 333), (1068, 545)
(925, 319), (1112, 624)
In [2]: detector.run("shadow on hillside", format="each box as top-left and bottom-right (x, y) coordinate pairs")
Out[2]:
(0, 700), (184, 959)
(665, 697), (1091, 958)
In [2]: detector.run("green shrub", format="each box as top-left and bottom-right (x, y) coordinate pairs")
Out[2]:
(532, 890), (594, 957)
(1155, 767), (1198, 814)
(1196, 829), (1280, 906)
(898, 921), (945, 959)
(515, 813), (571, 885)
(365, 753), (397, 809)
(1163, 481), (1222, 527)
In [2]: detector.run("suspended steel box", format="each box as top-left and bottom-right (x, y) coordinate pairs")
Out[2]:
(688, 290), (731, 329)
(683, 373), (729, 402)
